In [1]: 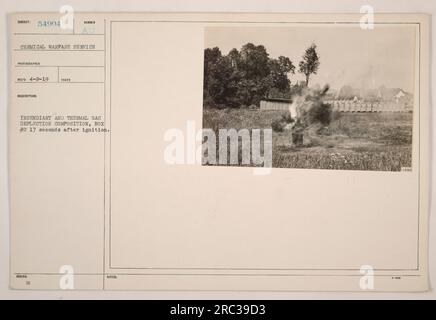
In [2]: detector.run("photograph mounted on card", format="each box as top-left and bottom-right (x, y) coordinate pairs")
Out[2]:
(8, 12), (429, 291)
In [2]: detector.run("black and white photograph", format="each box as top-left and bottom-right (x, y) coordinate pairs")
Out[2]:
(2, 6), (433, 298)
(202, 25), (416, 171)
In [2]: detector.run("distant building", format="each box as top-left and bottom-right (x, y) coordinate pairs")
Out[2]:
(260, 97), (293, 112)
(395, 89), (406, 103)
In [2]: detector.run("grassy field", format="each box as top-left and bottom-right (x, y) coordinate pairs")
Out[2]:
(203, 108), (413, 171)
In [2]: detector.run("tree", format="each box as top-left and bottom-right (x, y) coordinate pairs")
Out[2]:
(203, 47), (222, 86)
(203, 43), (297, 107)
(203, 47), (222, 104)
(298, 44), (320, 87)
(236, 43), (272, 105)
(228, 48), (240, 68)
(278, 56), (295, 78)
(268, 56), (295, 93)
(239, 43), (270, 80)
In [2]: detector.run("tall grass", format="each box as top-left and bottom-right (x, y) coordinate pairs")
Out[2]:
(202, 109), (413, 171)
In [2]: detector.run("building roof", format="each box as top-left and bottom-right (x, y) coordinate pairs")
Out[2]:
(261, 97), (293, 103)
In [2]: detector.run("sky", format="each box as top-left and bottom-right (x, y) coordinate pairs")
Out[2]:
(205, 25), (417, 93)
